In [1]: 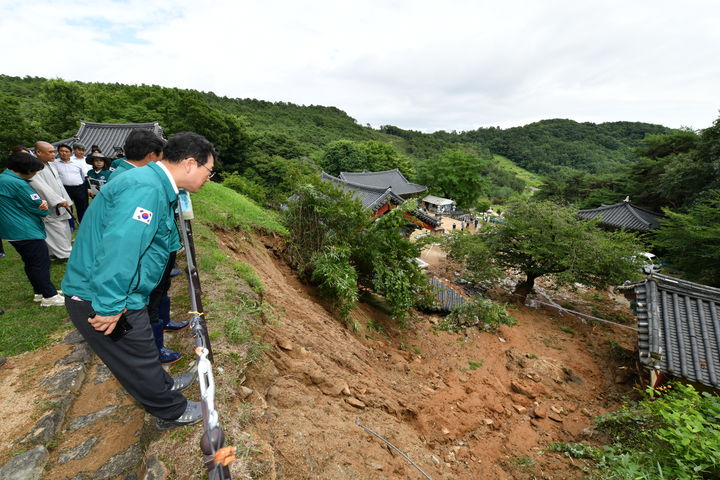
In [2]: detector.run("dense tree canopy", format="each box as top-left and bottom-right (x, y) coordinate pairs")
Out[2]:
(446, 200), (644, 298)
(416, 149), (491, 208)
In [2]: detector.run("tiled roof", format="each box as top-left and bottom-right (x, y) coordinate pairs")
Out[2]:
(54, 121), (165, 156)
(577, 200), (663, 231)
(631, 273), (720, 389)
(339, 169), (427, 196)
(321, 172), (404, 212)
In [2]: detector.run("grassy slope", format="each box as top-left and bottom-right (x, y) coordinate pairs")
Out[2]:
(0, 183), (284, 358)
(492, 154), (544, 189)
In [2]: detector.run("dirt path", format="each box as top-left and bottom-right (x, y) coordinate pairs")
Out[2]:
(236, 237), (637, 480)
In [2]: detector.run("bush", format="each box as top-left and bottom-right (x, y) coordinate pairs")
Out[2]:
(311, 246), (358, 323)
(594, 383), (720, 479)
(439, 296), (516, 333)
(222, 172), (268, 204)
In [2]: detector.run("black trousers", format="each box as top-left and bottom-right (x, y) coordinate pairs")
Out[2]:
(64, 184), (89, 222)
(65, 297), (187, 419)
(9, 239), (57, 298)
(148, 251), (176, 324)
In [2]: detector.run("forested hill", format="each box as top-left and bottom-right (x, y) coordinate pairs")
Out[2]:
(381, 119), (672, 174)
(2, 74), (673, 175)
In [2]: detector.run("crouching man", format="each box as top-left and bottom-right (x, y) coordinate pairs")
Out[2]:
(62, 132), (217, 429)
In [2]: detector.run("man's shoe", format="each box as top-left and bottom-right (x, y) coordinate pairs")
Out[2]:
(40, 294), (65, 307)
(169, 268), (183, 278)
(170, 371), (197, 392)
(159, 347), (183, 365)
(163, 319), (190, 332)
(156, 400), (202, 430)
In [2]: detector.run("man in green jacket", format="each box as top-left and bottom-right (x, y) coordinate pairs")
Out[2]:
(62, 132), (217, 429)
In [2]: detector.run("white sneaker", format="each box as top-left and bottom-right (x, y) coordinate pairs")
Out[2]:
(40, 294), (65, 307)
(34, 290), (62, 303)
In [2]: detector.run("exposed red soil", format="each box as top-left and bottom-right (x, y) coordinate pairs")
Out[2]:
(230, 235), (638, 480)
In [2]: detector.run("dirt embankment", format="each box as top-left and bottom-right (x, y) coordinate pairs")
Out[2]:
(230, 235), (638, 480)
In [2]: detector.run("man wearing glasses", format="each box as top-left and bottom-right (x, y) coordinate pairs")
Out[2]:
(62, 132), (218, 430)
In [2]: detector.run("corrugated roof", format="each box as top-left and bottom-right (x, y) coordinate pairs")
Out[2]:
(631, 273), (720, 389)
(339, 169), (427, 196)
(577, 200), (663, 231)
(422, 194), (455, 206)
(54, 121), (165, 156)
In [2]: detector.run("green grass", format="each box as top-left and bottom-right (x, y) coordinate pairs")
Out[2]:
(492, 154), (544, 189)
(0, 246), (70, 356)
(192, 182), (287, 235)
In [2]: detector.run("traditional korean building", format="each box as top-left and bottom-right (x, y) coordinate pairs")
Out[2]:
(338, 169), (427, 199)
(54, 121), (165, 156)
(320, 172), (439, 230)
(623, 273), (720, 391)
(577, 197), (663, 232)
(422, 194), (456, 214)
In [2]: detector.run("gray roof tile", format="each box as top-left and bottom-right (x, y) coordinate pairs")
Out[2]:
(577, 200), (663, 231)
(54, 121), (165, 156)
(631, 273), (720, 389)
(339, 169), (427, 196)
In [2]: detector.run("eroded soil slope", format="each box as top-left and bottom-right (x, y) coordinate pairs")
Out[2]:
(227, 234), (638, 480)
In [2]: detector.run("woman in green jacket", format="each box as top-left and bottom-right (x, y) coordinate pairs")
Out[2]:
(0, 152), (64, 306)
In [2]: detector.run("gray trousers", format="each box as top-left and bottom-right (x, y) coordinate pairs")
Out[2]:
(44, 218), (72, 259)
(65, 297), (187, 419)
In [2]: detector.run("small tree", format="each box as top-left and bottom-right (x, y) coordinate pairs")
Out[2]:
(452, 200), (643, 299)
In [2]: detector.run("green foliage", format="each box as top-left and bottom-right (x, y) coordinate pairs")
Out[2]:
(546, 442), (599, 459)
(222, 172), (268, 204)
(283, 182), (426, 324)
(652, 191), (720, 286)
(480, 199), (643, 296)
(416, 148), (491, 208)
(594, 383), (720, 480)
(439, 296), (515, 333)
(320, 139), (414, 178)
(311, 246), (359, 322)
(39, 79), (85, 139)
(242, 154), (319, 204)
(442, 231), (503, 286)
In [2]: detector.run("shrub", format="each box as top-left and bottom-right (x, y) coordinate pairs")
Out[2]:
(594, 383), (720, 479)
(439, 296), (516, 333)
(222, 172), (268, 204)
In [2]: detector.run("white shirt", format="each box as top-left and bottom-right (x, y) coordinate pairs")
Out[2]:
(71, 155), (92, 174)
(53, 159), (87, 186)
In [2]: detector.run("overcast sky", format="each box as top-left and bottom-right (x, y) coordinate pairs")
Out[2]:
(2, 0), (718, 132)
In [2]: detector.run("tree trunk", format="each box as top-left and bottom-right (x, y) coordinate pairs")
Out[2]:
(513, 274), (537, 302)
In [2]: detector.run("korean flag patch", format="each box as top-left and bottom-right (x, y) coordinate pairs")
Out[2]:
(30, 193), (40, 200)
(132, 207), (153, 224)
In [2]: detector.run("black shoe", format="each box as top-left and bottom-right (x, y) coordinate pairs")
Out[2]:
(156, 401), (202, 430)
(169, 268), (183, 278)
(163, 319), (190, 332)
(159, 347), (183, 365)
(170, 370), (197, 392)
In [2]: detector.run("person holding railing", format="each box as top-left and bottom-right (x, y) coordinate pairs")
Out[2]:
(62, 132), (218, 429)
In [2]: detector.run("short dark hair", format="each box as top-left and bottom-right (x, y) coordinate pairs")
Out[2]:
(163, 132), (218, 166)
(58, 144), (72, 153)
(123, 130), (165, 161)
(10, 145), (29, 154)
(7, 152), (45, 174)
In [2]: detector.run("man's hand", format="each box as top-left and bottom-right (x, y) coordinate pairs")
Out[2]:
(89, 310), (127, 335)
(58, 200), (69, 208)
(38, 200), (48, 211)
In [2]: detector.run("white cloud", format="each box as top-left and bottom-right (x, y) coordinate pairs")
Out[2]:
(1, 0), (718, 132)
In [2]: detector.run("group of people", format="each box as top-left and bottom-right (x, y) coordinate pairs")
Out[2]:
(0, 130), (218, 429)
